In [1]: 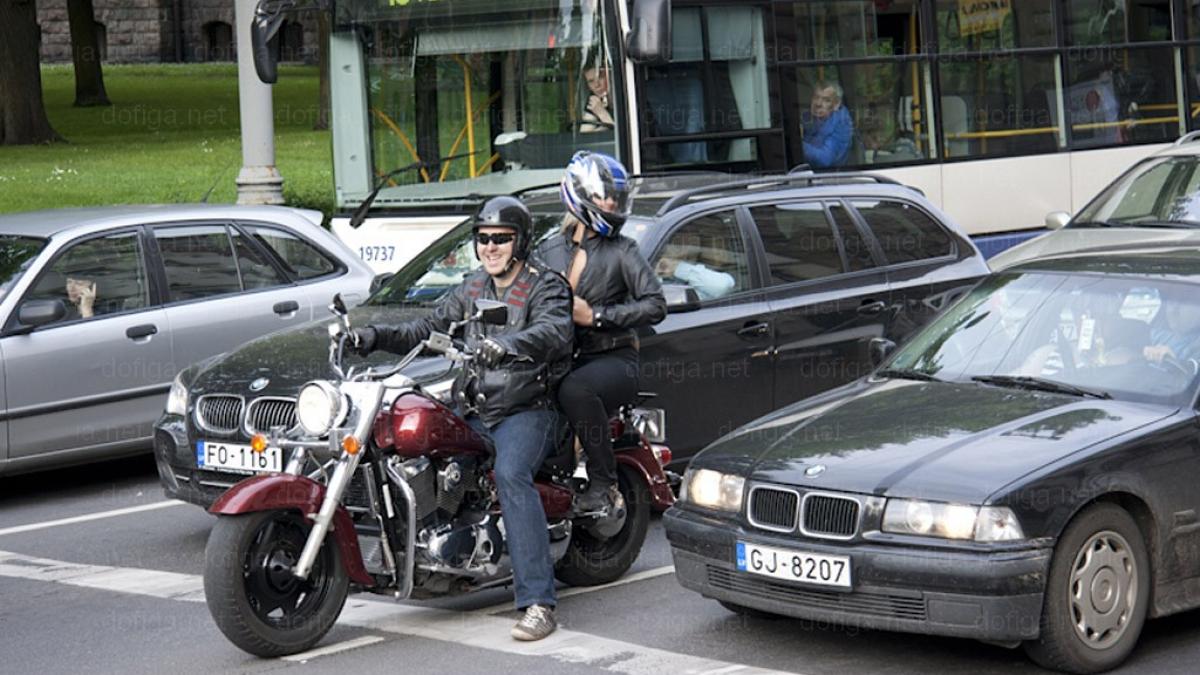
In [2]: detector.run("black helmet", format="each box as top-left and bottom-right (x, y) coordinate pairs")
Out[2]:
(470, 196), (533, 261)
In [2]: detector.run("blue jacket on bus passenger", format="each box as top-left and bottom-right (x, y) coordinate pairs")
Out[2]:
(802, 106), (854, 169)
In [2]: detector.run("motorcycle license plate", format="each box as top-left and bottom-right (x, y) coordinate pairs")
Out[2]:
(196, 440), (282, 474)
(736, 542), (851, 589)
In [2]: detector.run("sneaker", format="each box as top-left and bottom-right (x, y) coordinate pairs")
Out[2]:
(575, 482), (616, 512)
(511, 604), (557, 641)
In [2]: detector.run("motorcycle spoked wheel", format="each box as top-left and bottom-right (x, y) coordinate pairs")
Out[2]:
(204, 510), (349, 657)
(555, 466), (651, 586)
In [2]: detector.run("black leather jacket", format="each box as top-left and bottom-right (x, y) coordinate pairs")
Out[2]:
(535, 230), (667, 355)
(370, 264), (574, 428)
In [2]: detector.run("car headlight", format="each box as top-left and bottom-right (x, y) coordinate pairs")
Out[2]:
(296, 381), (348, 437)
(882, 500), (1024, 542)
(166, 372), (188, 416)
(681, 468), (745, 512)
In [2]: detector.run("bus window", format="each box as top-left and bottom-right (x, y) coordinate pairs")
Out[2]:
(639, 5), (771, 170)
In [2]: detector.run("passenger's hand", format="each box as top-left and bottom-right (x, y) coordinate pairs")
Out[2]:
(1143, 344), (1176, 363)
(586, 95), (614, 125)
(79, 281), (97, 318)
(573, 296), (594, 326)
(350, 326), (377, 356)
(477, 338), (507, 368)
(655, 257), (680, 278)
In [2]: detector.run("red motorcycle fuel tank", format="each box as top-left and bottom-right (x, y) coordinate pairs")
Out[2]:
(374, 392), (490, 459)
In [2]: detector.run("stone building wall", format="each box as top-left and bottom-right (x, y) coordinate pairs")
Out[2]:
(38, 0), (318, 65)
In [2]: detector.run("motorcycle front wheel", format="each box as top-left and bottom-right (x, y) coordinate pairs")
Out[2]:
(204, 510), (349, 657)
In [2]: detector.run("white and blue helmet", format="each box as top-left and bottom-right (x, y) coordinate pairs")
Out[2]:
(560, 151), (631, 237)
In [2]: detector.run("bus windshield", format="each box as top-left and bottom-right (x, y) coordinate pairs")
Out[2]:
(339, 0), (618, 208)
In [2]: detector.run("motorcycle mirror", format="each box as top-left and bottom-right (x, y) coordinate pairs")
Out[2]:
(331, 293), (348, 316)
(474, 299), (509, 326)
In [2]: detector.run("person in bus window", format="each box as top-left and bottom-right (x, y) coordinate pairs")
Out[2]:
(802, 81), (854, 169)
(581, 64), (615, 132)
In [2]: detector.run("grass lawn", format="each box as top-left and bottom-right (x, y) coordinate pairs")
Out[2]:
(0, 63), (333, 215)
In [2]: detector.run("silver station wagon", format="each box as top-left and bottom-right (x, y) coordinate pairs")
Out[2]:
(0, 205), (377, 477)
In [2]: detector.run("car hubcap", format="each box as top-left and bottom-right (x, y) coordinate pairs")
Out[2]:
(1069, 529), (1137, 650)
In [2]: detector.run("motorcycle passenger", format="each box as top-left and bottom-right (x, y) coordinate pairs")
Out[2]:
(535, 151), (667, 512)
(352, 196), (573, 642)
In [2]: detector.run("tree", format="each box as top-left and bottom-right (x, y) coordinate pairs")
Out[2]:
(67, 0), (109, 106)
(0, 0), (62, 144)
(314, 12), (330, 130)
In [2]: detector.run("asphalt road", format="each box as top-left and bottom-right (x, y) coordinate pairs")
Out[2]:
(1, 456), (1197, 675)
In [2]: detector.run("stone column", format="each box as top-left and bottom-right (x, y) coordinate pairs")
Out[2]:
(234, 0), (284, 205)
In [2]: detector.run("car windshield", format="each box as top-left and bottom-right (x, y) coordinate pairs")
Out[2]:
(1074, 156), (1200, 228)
(0, 236), (47, 304)
(368, 209), (649, 306)
(886, 271), (1200, 406)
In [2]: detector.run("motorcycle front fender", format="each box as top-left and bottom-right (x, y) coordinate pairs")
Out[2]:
(615, 441), (675, 512)
(209, 474), (374, 586)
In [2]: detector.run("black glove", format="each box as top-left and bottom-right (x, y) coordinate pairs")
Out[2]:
(350, 326), (377, 356)
(477, 337), (507, 368)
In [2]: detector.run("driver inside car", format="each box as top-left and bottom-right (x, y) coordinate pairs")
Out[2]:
(351, 196), (574, 642)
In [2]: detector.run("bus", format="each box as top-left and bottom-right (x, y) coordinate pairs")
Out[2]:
(252, 0), (1200, 270)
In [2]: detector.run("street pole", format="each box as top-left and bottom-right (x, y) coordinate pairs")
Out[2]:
(234, 0), (284, 205)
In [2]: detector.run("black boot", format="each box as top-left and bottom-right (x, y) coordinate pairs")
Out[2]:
(576, 481), (616, 512)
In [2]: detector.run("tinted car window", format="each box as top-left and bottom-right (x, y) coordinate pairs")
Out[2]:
(231, 229), (288, 290)
(830, 203), (875, 272)
(751, 202), (842, 285)
(27, 232), (147, 323)
(654, 210), (748, 300)
(155, 225), (241, 301)
(852, 199), (952, 264)
(0, 236), (46, 304)
(248, 226), (338, 280)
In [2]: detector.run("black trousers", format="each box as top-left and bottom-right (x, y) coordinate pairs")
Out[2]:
(557, 347), (639, 488)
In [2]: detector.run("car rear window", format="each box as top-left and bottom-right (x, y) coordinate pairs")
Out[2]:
(247, 226), (338, 281)
(851, 199), (953, 264)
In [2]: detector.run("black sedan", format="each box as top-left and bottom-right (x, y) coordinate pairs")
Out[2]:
(665, 245), (1200, 674)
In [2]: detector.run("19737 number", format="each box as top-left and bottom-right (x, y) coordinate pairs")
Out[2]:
(359, 245), (395, 263)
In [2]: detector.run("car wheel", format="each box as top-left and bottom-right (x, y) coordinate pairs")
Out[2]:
(1024, 503), (1150, 674)
(718, 600), (783, 620)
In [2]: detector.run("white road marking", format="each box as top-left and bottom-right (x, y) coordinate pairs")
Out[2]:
(280, 635), (386, 662)
(472, 564), (677, 616)
(0, 550), (800, 675)
(0, 500), (186, 537)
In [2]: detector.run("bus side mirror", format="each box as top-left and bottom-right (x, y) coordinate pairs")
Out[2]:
(627, 0), (672, 64)
(250, 0), (290, 84)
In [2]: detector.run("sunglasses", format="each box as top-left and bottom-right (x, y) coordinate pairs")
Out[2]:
(475, 232), (516, 246)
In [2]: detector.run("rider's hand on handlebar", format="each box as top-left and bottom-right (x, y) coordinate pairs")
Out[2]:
(477, 337), (507, 368)
(350, 326), (378, 357)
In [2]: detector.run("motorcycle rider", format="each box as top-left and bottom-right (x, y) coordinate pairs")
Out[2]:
(535, 151), (667, 512)
(352, 196), (573, 641)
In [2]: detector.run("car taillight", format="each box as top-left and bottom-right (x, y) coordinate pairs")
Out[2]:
(651, 444), (671, 468)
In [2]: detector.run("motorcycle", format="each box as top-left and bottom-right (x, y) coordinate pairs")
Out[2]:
(202, 295), (675, 656)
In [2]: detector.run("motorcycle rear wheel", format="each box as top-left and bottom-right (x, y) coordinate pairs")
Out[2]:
(555, 466), (651, 586)
(204, 510), (349, 657)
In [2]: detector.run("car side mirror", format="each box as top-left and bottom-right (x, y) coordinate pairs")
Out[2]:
(1045, 211), (1071, 231)
(17, 299), (66, 330)
(475, 299), (509, 326)
(331, 293), (348, 316)
(663, 284), (701, 313)
(627, 0), (672, 64)
(370, 273), (394, 293)
(869, 337), (897, 367)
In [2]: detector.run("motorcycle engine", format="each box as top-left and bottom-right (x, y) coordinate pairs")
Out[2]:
(421, 512), (504, 577)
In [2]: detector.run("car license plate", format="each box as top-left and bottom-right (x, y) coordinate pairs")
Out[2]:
(196, 440), (282, 474)
(736, 541), (851, 589)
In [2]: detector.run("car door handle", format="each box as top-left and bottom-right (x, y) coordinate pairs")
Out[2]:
(126, 324), (158, 340)
(737, 321), (770, 338)
(857, 300), (887, 316)
(273, 300), (300, 315)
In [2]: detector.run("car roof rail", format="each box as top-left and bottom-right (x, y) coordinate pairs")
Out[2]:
(655, 171), (904, 217)
(1174, 130), (1200, 146)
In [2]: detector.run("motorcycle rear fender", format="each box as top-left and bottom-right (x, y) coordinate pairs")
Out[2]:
(614, 440), (675, 511)
(209, 474), (374, 586)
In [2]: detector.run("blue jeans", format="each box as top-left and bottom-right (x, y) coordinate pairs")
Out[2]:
(467, 409), (558, 609)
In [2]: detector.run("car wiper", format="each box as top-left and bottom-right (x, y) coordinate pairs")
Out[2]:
(970, 375), (1112, 400)
(1068, 219), (1124, 228)
(348, 151), (481, 228)
(1123, 219), (1200, 229)
(877, 368), (942, 382)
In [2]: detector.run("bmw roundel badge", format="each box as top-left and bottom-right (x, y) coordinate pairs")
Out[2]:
(250, 377), (269, 392)
(804, 464), (826, 478)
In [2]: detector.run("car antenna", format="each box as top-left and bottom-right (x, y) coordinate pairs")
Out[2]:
(348, 151), (480, 229)
(199, 157), (239, 204)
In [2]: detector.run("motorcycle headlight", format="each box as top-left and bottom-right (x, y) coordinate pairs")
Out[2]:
(296, 381), (348, 437)
(165, 372), (188, 416)
(882, 500), (1025, 542)
(681, 468), (745, 513)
